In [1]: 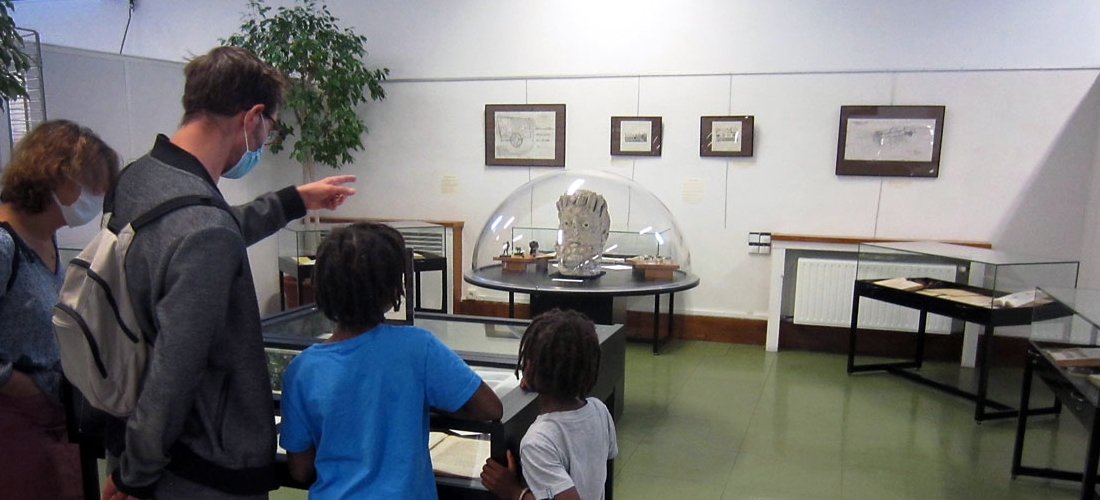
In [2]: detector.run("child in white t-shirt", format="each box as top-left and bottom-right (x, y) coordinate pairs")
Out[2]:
(481, 309), (618, 500)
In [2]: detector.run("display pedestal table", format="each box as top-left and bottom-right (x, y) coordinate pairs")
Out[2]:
(848, 279), (1061, 421)
(847, 241), (1078, 422)
(465, 265), (699, 354)
(1012, 341), (1095, 500)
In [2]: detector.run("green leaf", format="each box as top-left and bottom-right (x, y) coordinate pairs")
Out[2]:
(220, 0), (386, 170)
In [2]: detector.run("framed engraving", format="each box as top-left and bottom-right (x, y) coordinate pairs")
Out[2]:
(836, 105), (945, 177)
(611, 116), (662, 156)
(485, 104), (566, 167)
(700, 115), (754, 157)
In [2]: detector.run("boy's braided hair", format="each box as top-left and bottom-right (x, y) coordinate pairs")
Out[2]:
(314, 222), (407, 331)
(517, 308), (601, 399)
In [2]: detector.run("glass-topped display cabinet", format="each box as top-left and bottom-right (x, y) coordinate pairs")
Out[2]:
(853, 241), (1079, 313)
(848, 241), (1079, 421)
(277, 220), (450, 312)
(469, 170), (691, 279)
(1013, 287), (1100, 498)
(1030, 287), (1100, 346)
(262, 307), (625, 498)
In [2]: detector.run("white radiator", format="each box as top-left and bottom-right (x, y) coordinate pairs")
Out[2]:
(792, 258), (957, 333)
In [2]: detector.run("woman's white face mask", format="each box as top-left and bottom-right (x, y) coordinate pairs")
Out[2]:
(52, 184), (104, 227)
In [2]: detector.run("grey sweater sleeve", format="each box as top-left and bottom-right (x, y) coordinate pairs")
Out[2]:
(232, 186), (305, 246)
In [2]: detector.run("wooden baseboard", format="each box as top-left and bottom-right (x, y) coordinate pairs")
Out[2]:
(778, 321), (1030, 365)
(453, 300), (1031, 365)
(456, 299), (766, 345)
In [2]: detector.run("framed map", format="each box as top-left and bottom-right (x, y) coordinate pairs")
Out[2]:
(485, 104), (566, 167)
(836, 105), (945, 177)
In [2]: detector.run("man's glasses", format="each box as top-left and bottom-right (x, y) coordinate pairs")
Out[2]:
(262, 115), (279, 146)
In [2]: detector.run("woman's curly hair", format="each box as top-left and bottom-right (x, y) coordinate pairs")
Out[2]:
(0, 119), (120, 213)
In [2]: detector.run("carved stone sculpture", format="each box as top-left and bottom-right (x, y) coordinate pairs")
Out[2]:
(555, 189), (611, 276)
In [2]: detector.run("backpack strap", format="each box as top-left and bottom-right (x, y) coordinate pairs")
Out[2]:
(0, 222), (21, 293)
(107, 195), (233, 234)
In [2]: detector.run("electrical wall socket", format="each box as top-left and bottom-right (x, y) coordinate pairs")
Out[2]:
(748, 232), (772, 254)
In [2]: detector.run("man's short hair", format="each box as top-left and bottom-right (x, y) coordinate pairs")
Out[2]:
(181, 46), (286, 123)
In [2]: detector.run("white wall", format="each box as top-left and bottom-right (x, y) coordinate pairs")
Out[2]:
(17, 1), (1100, 319)
(13, 1), (1100, 76)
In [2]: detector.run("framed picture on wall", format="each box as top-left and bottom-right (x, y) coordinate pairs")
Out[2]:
(485, 104), (566, 167)
(700, 115), (754, 157)
(611, 116), (662, 156)
(836, 105), (945, 177)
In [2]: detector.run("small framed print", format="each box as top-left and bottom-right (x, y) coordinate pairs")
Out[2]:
(485, 104), (566, 167)
(611, 116), (662, 156)
(836, 105), (945, 177)
(700, 116), (753, 157)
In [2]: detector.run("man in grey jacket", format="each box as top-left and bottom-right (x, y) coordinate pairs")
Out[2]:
(101, 46), (356, 500)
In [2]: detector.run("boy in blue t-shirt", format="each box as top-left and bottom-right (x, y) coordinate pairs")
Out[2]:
(480, 309), (618, 500)
(279, 222), (503, 499)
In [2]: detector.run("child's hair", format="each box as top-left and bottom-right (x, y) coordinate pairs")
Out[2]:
(313, 222), (407, 331)
(516, 309), (601, 400)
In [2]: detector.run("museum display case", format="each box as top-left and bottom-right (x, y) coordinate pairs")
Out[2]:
(847, 241), (1079, 421)
(469, 170), (690, 277)
(1013, 287), (1100, 499)
(465, 170), (699, 352)
(261, 307), (625, 498)
(277, 220), (450, 312)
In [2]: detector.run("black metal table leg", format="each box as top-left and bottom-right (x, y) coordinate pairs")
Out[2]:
(652, 294), (661, 354)
(1011, 350), (1035, 477)
(1083, 410), (1100, 500)
(668, 292), (676, 342)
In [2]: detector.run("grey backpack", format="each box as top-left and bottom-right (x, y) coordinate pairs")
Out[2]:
(53, 195), (227, 417)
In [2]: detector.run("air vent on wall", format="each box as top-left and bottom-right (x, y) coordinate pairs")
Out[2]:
(8, 27), (44, 148)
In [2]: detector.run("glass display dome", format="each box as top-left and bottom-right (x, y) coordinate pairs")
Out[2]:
(470, 170), (691, 277)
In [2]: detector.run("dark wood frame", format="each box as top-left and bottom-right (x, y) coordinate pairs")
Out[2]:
(700, 115), (754, 157)
(836, 105), (945, 177)
(485, 104), (566, 166)
(611, 116), (662, 156)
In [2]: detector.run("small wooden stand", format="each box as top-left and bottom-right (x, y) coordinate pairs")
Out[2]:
(626, 257), (680, 280)
(494, 254), (553, 273)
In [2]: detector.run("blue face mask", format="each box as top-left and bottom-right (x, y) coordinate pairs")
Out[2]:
(223, 117), (265, 180)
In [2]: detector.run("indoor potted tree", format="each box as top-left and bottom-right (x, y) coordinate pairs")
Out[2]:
(0, 0), (31, 109)
(224, 0), (388, 185)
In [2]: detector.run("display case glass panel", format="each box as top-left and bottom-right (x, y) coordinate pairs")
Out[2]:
(1031, 287), (1100, 346)
(470, 170), (691, 276)
(855, 241), (1079, 314)
(277, 220), (449, 312)
(279, 220), (446, 265)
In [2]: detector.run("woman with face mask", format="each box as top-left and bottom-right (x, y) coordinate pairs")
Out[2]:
(0, 119), (120, 500)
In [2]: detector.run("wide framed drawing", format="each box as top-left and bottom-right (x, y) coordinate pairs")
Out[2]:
(485, 104), (566, 167)
(700, 115), (753, 157)
(836, 105), (945, 177)
(611, 116), (662, 156)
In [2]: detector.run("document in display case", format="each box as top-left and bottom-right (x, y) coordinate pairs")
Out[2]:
(847, 241), (1078, 421)
(261, 307), (625, 499)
